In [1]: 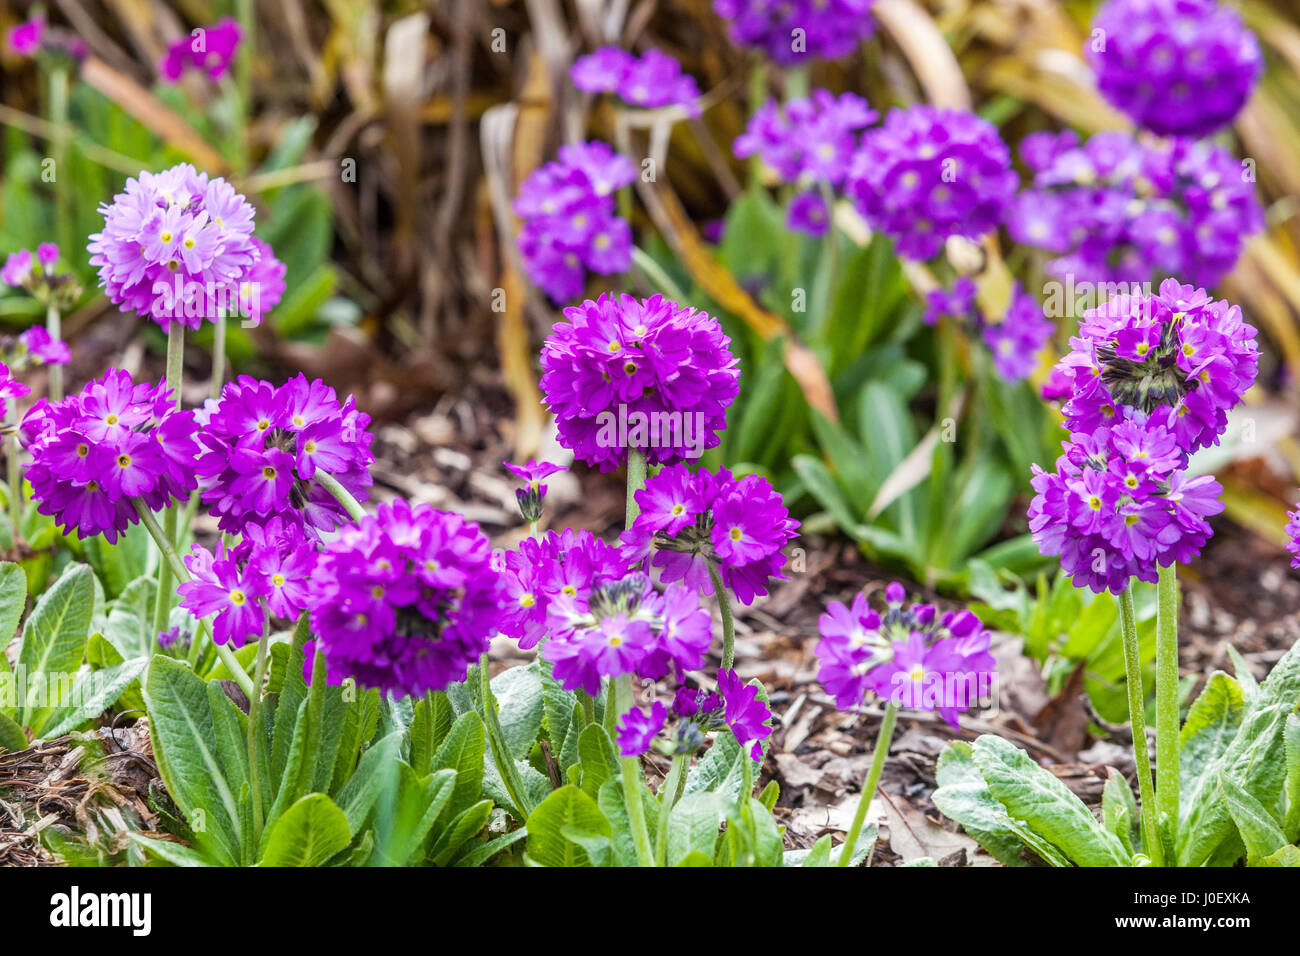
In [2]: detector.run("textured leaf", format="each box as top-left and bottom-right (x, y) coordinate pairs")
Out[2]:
(1218, 772), (1286, 866)
(665, 791), (726, 866)
(37, 656), (148, 739)
(336, 731), (404, 836)
(431, 711), (486, 822)
(525, 785), (610, 867)
(577, 723), (619, 799)
(260, 794), (351, 867)
(0, 562), (26, 655)
(491, 663), (544, 759)
(18, 565), (93, 728)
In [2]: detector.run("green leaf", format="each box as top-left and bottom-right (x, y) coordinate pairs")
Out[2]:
(336, 731), (404, 836)
(932, 740), (1069, 867)
(0, 562), (27, 655)
(128, 833), (212, 867)
(453, 827), (528, 867)
(0, 709), (26, 752)
(142, 656), (240, 865)
(371, 766), (456, 865)
(785, 833), (833, 867)
(525, 785), (611, 867)
(1285, 714), (1300, 843)
(18, 564), (93, 728)
(431, 711), (486, 822)
(428, 799), (493, 866)
(259, 794), (351, 867)
(82, 523), (155, 598)
(1260, 845), (1300, 867)
(37, 656), (148, 738)
(597, 775), (659, 867)
(665, 791), (726, 866)
(971, 735), (1127, 867)
(577, 723), (619, 799)
(1101, 768), (1138, 858)
(491, 663), (544, 759)
(791, 454), (864, 535)
(409, 690), (453, 776)
(1218, 772), (1287, 866)
(722, 797), (783, 867)
(99, 575), (158, 663)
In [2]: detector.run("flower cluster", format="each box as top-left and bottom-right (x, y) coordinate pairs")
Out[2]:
(14, 327), (71, 368)
(733, 91), (877, 236)
(1055, 280), (1258, 454)
(539, 294), (739, 471)
(571, 47), (701, 113)
(193, 374), (374, 537)
(514, 142), (636, 303)
(159, 19), (242, 83)
(1287, 504), (1300, 571)
(497, 527), (630, 650)
(6, 16), (87, 61)
(22, 370), (198, 542)
(615, 670), (773, 761)
(309, 500), (504, 697)
(503, 459), (565, 524)
(924, 278), (1054, 382)
(1086, 0), (1262, 138)
(2, 243), (81, 311)
(620, 464), (800, 605)
(178, 517), (317, 647)
(1005, 130), (1263, 289)
(239, 238), (287, 327)
(847, 106), (1017, 260)
(542, 574), (712, 693)
(713, 0), (876, 65)
(1028, 421), (1225, 593)
(0, 363), (30, 420)
(87, 163), (266, 330)
(815, 583), (996, 728)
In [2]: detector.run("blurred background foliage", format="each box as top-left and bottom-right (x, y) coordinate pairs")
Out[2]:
(0, 0), (1297, 604)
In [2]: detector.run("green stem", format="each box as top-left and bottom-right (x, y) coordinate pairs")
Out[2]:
(132, 498), (254, 697)
(49, 65), (71, 260)
(624, 448), (646, 530)
(1119, 586), (1162, 865)
(837, 701), (897, 867)
(707, 560), (736, 670)
(210, 315), (227, 401)
(317, 470), (367, 523)
(1155, 563), (1180, 858)
(45, 303), (63, 402)
(615, 674), (655, 866)
(655, 753), (688, 866)
(165, 324), (185, 410)
(478, 653), (533, 819)
(630, 247), (687, 303)
(246, 628), (269, 839)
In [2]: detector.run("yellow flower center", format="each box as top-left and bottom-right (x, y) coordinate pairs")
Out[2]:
(729, 527), (742, 541)
(262, 466), (277, 479)
(230, 590), (246, 606)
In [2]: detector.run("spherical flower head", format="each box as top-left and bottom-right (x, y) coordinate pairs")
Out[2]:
(497, 527), (631, 650)
(1057, 279), (1257, 454)
(504, 459), (565, 523)
(621, 465), (800, 605)
(88, 163), (262, 330)
(0, 362), (30, 421)
(239, 238), (287, 327)
(194, 374), (374, 537)
(734, 91), (877, 189)
(513, 142), (636, 303)
(713, 0), (877, 65)
(848, 106), (1017, 261)
(309, 500), (504, 698)
(715, 668), (772, 761)
(572, 47), (700, 114)
(540, 294), (740, 471)
(22, 370), (197, 542)
(159, 18), (242, 83)
(616, 701), (668, 757)
(1006, 131), (1263, 289)
(1287, 503), (1300, 571)
(1086, 0), (1262, 138)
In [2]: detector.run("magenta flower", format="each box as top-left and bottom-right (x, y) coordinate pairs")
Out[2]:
(22, 371), (197, 542)
(7, 18), (43, 56)
(88, 164), (267, 330)
(1, 250), (33, 288)
(620, 465), (799, 605)
(238, 238), (287, 326)
(847, 106), (1017, 261)
(1086, 0), (1261, 138)
(616, 701), (669, 757)
(1287, 503), (1300, 571)
(194, 374), (374, 536)
(540, 294), (740, 471)
(715, 668), (772, 761)
(309, 500), (504, 697)
(713, 0), (877, 65)
(503, 459), (565, 522)
(571, 47), (701, 114)
(159, 18), (242, 83)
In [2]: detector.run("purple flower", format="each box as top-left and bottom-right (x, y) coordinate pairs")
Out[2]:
(621, 464), (800, 605)
(982, 286), (1054, 382)
(572, 47), (701, 114)
(159, 18), (242, 83)
(238, 238), (286, 326)
(715, 668), (771, 761)
(504, 459), (565, 522)
(1, 250), (33, 288)
(1054, 279), (1257, 455)
(513, 142), (636, 303)
(7, 18), (43, 56)
(309, 500), (504, 697)
(1006, 131), (1263, 289)
(497, 528), (631, 650)
(36, 244), (58, 270)
(156, 625), (191, 651)
(88, 163), (267, 330)
(786, 191), (830, 237)
(616, 701), (668, 757)
(1086, 0), (1261, 138)
(194, 374), (374, 537)
(1287, 503), (1300, 571)
(539, 294), (740, 471)
(22, 370), (197, 542)
(542, 575), (713, 693)
(848, 105), (1017, 261)
(847, 107), (1019, 261)
(815, 584), (996, 728)
(713, 0), (877, 65)
(0, 363), (29, 421)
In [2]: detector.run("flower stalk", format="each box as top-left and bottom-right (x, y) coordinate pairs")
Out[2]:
(1154, 563), (1180, 858)
(1118, 586), (1162, 865)
(707, 559), (737, 670)
(837, 700), (896, 867)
